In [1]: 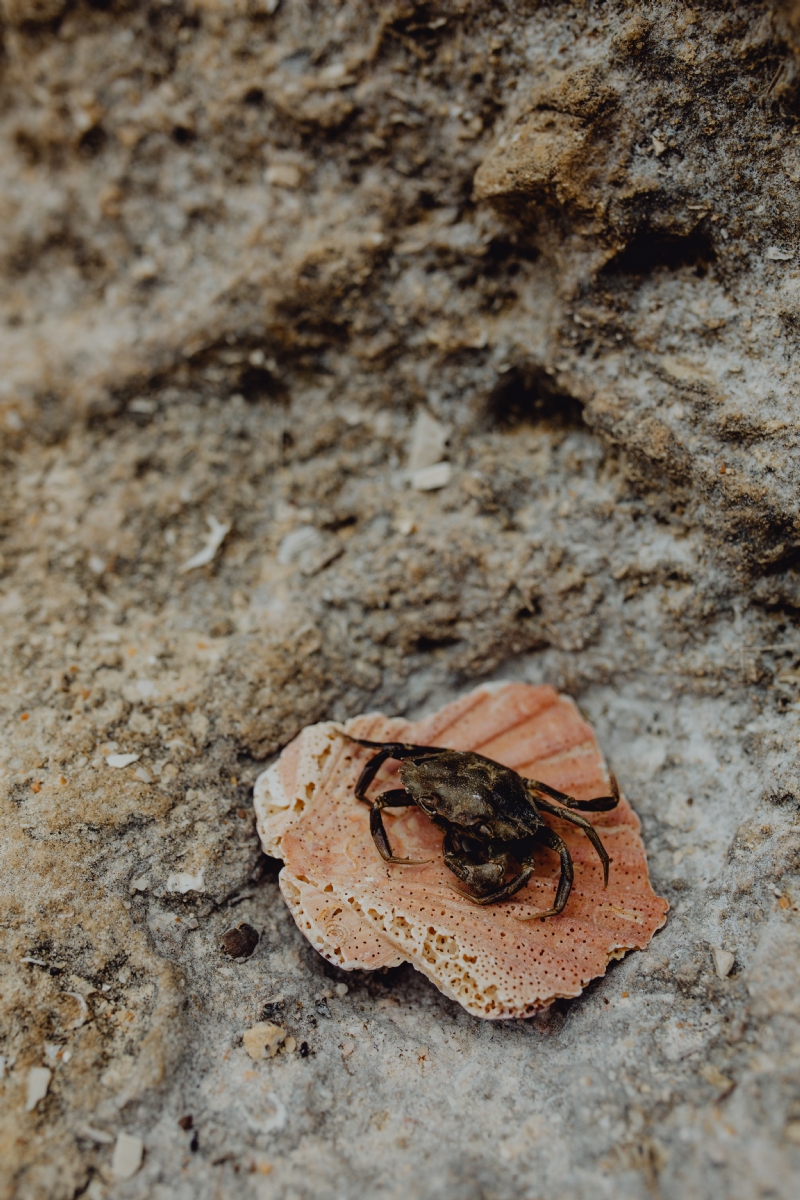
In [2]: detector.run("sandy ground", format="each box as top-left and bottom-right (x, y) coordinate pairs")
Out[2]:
(2, 2), (800, 1198)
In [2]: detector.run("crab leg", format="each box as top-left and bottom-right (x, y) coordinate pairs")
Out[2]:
(525, 772), (620, 813)
(369, 789), (430, 866)
(348, 738), (443, 803)
(516, 826), (574, 920)
(533, 796), (610, 887)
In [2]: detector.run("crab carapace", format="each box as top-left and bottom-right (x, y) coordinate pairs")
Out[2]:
(348, 737), (619, 918)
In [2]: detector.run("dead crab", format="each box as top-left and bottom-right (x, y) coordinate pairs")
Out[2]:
(349, 737), (619, 918)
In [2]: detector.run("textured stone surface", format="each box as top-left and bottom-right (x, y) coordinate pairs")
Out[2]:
(1, 2), (800, 1198)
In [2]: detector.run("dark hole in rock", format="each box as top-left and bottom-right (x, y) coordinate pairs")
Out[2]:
(414, 634), (461, 653)
(249, 853), (281, 884)
(323, 514), (359, 532)
(488, 365), (585, 430)
(767, 791), (798, 808)
(751, 543), (800, 610)
(243, 87), (265, 106)
(483, 236), (540, 273)
(603, 227), (716, 277)
(238, 365), (286, 403)
(761, 542), (800, 576)
(172, 125), (196, 145)
(79, 126), (107, 158)
(220, 921), (259, 958)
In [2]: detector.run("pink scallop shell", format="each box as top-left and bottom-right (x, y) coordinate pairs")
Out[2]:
(254, 682), (668, 1019)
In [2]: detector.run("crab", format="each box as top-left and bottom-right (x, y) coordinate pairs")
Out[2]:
(349, 737), (619, 918)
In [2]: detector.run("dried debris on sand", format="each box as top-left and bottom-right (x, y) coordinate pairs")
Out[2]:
(254, 682), (667, 1018)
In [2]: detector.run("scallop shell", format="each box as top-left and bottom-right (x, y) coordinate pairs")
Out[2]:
(254, 682), (668, 1019)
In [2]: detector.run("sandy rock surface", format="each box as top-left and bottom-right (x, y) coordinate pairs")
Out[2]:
(1, 2), (800, 1198)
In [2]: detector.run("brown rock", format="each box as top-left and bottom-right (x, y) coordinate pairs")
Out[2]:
(219, 922), (259, 959)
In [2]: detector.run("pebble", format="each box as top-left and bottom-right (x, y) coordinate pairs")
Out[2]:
(111, 1132), (144, 1181)
(765, 246), (794, 261)
(411, 462), (452, 491)
(220, 922), (259, 958)
(106, 753), (140, 769)
(265, 163), (302, 189)
(407, 410), (450, 473)
(710, 945), (735, 979)
(79, 1125), (115, 1145)
(243, 1023), (286, 1060)
(25, 1066), (51, 1112)
(165, 870), (204, 894)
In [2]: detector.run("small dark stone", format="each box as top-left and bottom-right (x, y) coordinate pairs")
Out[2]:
(299, 1041), (310, 1057)
(260, 995), (285, 1021)
(219, 922), (259, 959)
(178, 1114), (193, 1130)
(190, 1131), (199, 1152)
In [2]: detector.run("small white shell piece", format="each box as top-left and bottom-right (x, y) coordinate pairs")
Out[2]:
(25, 1067), (51, 1112)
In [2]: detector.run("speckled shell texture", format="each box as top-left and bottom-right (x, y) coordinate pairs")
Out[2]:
(253, 683), (668, 1019)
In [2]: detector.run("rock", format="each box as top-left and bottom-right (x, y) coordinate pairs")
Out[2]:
(710, 945), (736, 979)
(410, 463), (453, 492)
(219, 922), (259, 959)
(407, 410), (451, 473)
(164, 871), (204, 895)
(111, 1132), (143, 1181)
(242, 1023), (286, 1061)
(25, 1067), (51, 1112)
(105, 754), (140, 769)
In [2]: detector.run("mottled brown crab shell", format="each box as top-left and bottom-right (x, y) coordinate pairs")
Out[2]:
(253, 682), (668, 1019)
